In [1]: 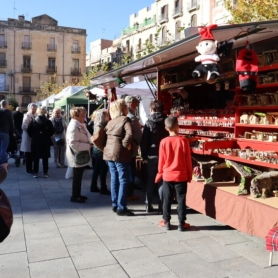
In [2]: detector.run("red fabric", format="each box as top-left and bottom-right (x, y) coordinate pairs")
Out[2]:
(266, 228), (278, 251)
(155, 135), (192, 183)
(198, 24), (217, 41)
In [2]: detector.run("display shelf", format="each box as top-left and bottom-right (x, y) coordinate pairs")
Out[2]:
(191, 149), (204, 155)
(258, 63), (278, 72)
(235, 123), (278, 129)
(179, 125), (234, 129)
(236, 105), (278, 110)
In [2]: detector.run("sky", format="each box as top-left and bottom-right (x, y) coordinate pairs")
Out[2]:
(0, 0), (153, 53)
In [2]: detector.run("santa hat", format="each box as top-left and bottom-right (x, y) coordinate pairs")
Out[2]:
(198, 24), (217, 41)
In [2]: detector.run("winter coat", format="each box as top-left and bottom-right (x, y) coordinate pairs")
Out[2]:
(127, 107), (142, 157)
(0, 108), (14, 137)
(91, 123), (107, 160)
(103, 116), (133, 163)
(13, 111), (23, 134)
(140, 112), (168, 159)
(27, 115), (55, 159)
(50, 116), (67, 147)
(20, 113), (36, 152)
(65, 119), (92, 168)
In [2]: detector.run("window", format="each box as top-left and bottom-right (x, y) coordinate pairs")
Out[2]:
(191, 14), (197, 27)
(48, 37), (55, 51)
(138, 38), (142, 50)
(22, 95), (31, 105)
(23, 35), (31, 49)
(72, 59), (79, 69)
(0, 53), (6, 67)
(48, 58), (56, 69)
(149, 34), (153, 44)
(72, 40), (79, 52)
(50, 77), (56, 84)
(23, 76), (31, 91)
(0, 34), (5, 48)
(23, 56), (31, 68)
(175, 0), (180, 8)
(175, 20), (181, 40)
(107, 57), (110, 63)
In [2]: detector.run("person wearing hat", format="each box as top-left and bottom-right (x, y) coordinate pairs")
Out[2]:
(125, 95), (142, 201)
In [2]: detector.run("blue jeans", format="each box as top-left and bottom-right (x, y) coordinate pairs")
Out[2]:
(107, 161), (129, 211)
(0, 132), (9, 164)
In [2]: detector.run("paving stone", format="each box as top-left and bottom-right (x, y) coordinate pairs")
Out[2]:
(138, 233), (191, 257)
(29, 257), (79, 278)
(78, 264), (128, 278)
(185, 236), (241, 263)
(68, 241), (117, 270)
(26, 236), (69, 263)
(24, 221), (60, 240)
(59, 224), (100, 245)
(0, 252), (30, 278)
(160, 252), (228, 278)
(112, 247), (170, 277)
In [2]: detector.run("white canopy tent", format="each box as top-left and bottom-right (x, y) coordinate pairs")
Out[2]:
(90, 81), (156, 125)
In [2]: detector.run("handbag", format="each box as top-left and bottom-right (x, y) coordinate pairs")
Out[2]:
(70, 147), (90, 165)
(0, 189), (13, 242)
(90, 125), (107, 151)
(53, 133), (65, 146)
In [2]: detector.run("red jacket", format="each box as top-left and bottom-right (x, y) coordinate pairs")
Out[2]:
(155, 135), (192, 183)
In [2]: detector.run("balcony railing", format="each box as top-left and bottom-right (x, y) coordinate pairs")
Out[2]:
(122, 16), (156, 36)
(19, 87), (38, 95)
(47, 44), (57, 51)
(0, 41), (7, 48)
(0, 59), (7, 67)
(71, 46), (81, 53)
(0, 85), (9, 91)
(22, 42), (32, 49)
(158, 13), (168, 24)
(187, 0), (200, 11)
(71, 68), (81, 76)
(172, 6), (183, 17)
(46, 66), (57, 73)
(21, 65), (32, 73)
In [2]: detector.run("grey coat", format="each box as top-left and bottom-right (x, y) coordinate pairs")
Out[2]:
(20, 113), (36, 152)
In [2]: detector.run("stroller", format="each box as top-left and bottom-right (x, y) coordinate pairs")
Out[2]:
(7, 130), (24, 167)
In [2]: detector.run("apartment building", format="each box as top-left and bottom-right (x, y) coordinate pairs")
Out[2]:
(87, 0), (230, 70)
(0, 14), (86, 107)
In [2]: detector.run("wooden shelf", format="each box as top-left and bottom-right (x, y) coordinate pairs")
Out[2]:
(258, 63), (278, 72)
(236, 105), (278, 110)
(179, 125), (234, 129)
(235, 123), (278, 129)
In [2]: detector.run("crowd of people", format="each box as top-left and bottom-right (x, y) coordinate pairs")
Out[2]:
(0, 96), (193, 231)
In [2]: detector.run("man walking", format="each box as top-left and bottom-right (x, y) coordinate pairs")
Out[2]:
(0, 100), (15, 164)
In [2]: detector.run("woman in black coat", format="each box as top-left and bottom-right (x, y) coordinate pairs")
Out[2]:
(27, 106), (55, 178)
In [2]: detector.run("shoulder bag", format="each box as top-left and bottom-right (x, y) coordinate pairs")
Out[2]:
(70, 147), (90, 165)
(0, 189), (13, 242)
(90, 125), (107, 151)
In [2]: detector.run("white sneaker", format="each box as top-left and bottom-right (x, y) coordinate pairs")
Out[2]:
(33, 173), (38, 178)
(44, 173), (48, 178)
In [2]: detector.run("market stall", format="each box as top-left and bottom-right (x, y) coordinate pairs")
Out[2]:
(90, 20), (278, 238)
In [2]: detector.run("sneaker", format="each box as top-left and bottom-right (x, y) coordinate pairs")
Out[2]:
(117, 208), (134, 216)
(127, 194), (139, 201)
(158, 220), (170, 230)
(178, 222), (191, 231)
(33, 173), (38, 178)
(44, 173), (48, 178)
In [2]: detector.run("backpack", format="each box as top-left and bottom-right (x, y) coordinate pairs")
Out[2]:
(54, 118), (64, 134)
(0, 189), (13, 242)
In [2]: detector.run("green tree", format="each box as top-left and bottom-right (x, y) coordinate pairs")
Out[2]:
(224, 0), (278, 23)
(7, 94), (19, 110)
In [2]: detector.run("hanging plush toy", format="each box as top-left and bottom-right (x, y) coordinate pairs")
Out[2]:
(236, 42), (258, 93)
(192, 24), (220, 81)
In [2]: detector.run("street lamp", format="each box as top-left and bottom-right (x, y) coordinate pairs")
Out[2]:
(7, 70), (14, 95)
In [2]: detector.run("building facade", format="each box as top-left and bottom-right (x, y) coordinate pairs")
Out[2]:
(0, 14), (86, 107)
(87, 0), (230, 70)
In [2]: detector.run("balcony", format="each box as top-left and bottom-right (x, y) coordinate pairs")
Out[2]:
(19, 87), (38, 95)
(47, 44), (57, 52)
(0, 41), (7, 48)
(71, 46), (81, 53)
(0, 85), (9, 92)
(187, 0), (200, 12)
(158, 13), (168, 24)
(122, 16), (156, 36)
(0, 59), (7, 68)
(22, 42), (32, 49)
(71, 68), (81, 76)
(46, 66), (57, 74)
(172, 6), (183, 18)
(21, 65), (32, 73)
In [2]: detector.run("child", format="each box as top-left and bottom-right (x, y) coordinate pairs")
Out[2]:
(155, 116), (192, 231)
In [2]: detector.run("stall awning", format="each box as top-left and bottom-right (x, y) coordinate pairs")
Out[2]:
(90, 20), (278, 88)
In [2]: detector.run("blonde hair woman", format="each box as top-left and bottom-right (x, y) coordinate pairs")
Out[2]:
(66, 107), (91, 203)
(103, 99), (134, 216)
(27, 106), (55, 178)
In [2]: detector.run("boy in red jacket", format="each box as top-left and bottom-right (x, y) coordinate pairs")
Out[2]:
(155, 116), (192, 231)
